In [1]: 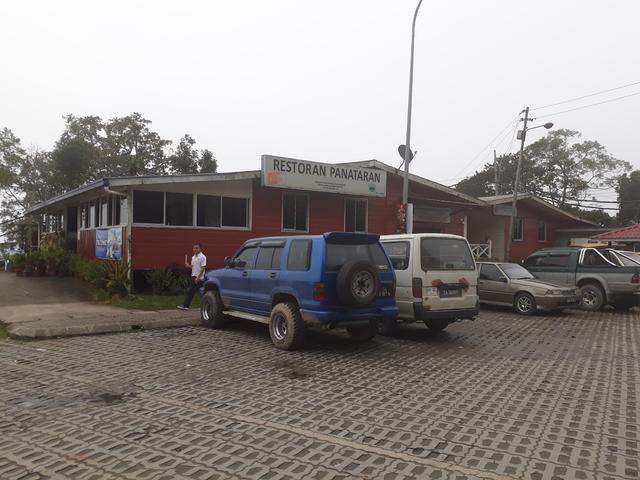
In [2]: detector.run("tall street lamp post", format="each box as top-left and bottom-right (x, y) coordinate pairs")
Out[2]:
(402, 0), (424, 234)
(505, 106), (554, 260)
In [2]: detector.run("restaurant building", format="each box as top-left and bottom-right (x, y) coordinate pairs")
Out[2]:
(25, 156), (484, 273)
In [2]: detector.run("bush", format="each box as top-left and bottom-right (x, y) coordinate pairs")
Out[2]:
(105, 261), (131, 298)
(39, 243), (66, 275)
(145, 268), (178, 295)
(10, 253), (26, 274)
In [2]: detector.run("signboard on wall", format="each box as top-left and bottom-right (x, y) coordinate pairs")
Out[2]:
(493, 204), (515, 216)
(261, 155), (386, 197)
(413, 205), (451, 223)
(96, 227), (123, 260)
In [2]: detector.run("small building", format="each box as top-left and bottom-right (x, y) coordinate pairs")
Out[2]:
(468, 194), (599, 262)
(591, 224), (640, 251)
(24, 156), (483, 278)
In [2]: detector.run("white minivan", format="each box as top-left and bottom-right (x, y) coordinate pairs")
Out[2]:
(380, 234), (479, 333)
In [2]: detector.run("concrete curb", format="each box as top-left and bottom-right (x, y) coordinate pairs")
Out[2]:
(7, 314), (202, 340)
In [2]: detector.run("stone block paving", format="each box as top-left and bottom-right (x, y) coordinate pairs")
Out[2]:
(0, 307), (638, 479)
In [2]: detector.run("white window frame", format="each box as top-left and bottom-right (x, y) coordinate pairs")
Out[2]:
(344, 198), (368, 233)
(281, 193), (309, 233)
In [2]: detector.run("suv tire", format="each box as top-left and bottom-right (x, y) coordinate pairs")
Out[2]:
(580, 283), (605, 311)
(201, 290), (226, 329)
(336, 260), (380, 307)
(346, 319), (378, 342)
(269, 302), (306, 350)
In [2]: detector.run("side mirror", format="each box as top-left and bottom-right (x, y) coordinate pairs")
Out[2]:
(499, 275), (508, 283)
(223, 256), (233, 268)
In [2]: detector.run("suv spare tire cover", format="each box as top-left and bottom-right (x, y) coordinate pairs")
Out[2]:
(336, 260), (380, 307)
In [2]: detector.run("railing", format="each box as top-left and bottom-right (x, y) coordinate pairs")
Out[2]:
(470, 240), (492, 259)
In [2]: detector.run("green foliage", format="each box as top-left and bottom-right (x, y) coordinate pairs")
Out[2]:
(68, 255), (130, 297)
(198, 149), (218, 174)
(104, 261), (131, 297)
(617, 170), (640, 225)
(9, 253), (25, 272)
(145, 268), (180, 295)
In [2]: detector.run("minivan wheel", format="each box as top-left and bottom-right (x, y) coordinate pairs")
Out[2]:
(336, 260), (380, 307)
(201, 290), (226, 328)
(514, 292), (536, 315)
(424, 319), (449, 332)
(269, 302), (306, 350)
(580, 284), (605, 311)
(346, 320), (378, 342)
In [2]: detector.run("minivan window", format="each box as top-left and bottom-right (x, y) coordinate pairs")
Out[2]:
(326, 243), (390, 272)
(382, 241), (410, 270)
(421, 238), (475, 271)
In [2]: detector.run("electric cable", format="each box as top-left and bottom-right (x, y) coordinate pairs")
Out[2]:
(534, 91), (640, 119)
(532, 80), (640, 110)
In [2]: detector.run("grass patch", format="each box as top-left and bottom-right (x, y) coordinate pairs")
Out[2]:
(0, 321), (8, 339)
(107, 294), (201, 311)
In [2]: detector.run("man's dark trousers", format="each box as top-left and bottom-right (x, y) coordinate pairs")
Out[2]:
(182, 277), (202, 308)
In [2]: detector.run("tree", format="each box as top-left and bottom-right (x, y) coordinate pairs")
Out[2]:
(456, 129), (631, 209)
(617, 170), (640, 225)
(50, 138), (99, 193)
(198, 149), (218, 174)
(168, 134), (199, 174)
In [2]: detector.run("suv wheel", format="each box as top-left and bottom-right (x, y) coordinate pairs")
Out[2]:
(514, 292), (536, 315)
(580, 283), (605, 311)
(336, 260), (380, 307)
(201, 290), (226, 328)
(269, 302), (306, 350)
(346, 320), (378, 342)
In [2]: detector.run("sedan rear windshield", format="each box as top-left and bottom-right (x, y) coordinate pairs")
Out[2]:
(421, 238), (475, 271)
(500, 263), (534, 280)
(325, 243), (390, 272)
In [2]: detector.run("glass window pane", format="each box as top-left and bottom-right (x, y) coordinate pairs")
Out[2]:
(355, 200), (367, 232)
(382, 241), (410, 270)
(234, 247), (257, 269)
(282, 194), (295, 230)
(133, 191), (164, 224)
(255, 247), (275, 270)
(271, 247), (283, 270)
(345, 199), (355, 232)
(165, 192), (194, 226)
(421, 238), (475, 271)
(287, 240), (311, 271)
(197, 194), (221, 227)
(221, 197), (248, 227)
(295, 196), (308, 231)
(325, 243), (390, 272)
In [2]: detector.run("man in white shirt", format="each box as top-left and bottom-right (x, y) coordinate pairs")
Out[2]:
(178, 243), (207, 310)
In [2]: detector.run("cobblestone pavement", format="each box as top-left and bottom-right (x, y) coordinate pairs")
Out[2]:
(0, 308), (638, 480)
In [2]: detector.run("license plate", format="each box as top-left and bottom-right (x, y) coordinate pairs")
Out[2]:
(440, 288), (462, 298)
(379, 286), (393, 297)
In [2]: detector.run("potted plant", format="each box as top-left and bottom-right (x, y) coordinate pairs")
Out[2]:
(11, 253), (26, 276)
(23, 253), (35, 277)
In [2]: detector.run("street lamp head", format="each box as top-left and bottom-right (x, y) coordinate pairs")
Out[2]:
(543, 122), (554, 129)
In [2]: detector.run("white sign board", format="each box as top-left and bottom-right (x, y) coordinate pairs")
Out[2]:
(261, 155), (386, 197)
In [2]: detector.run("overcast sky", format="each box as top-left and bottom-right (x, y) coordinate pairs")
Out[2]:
(1, 0), (639, 200)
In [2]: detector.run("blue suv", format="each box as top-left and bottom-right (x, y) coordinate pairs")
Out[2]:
(200, 232), (398, 350)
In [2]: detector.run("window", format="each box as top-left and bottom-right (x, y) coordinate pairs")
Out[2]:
(165, 192), (194, 226)
(197, 194), (221, 227)
(480, 264), (502, 281)
(581, 249), (612, 266)
(537, 221), (547, 241)
(325, 243), (390, 272)
(540, 254), (570, 267)
(80, 204), (88, 229)
(345, 198), (367, 233)
(255, 247), (283, 270)
(513, 218), (523, 241)
(222, 197), (248, 228)
(382, 241), (410, 270)
(421, 238), (475, 271)
(287, 240), (312, 271)
(282, 194), (308, 231)
(100, 197), (109, 227)
(133, 191), (164, 224)
(500, 263), (534, 280)
(89, 203), (96, 227)
(234, 247), (257, 269)
(513, 218), (524, 241)
(106, 195), (121, 226)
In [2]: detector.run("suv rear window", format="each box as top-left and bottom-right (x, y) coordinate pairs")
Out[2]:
(287, 240), (312, 271)
(421, 238), (475, 271)
(325, 243), (390, 272)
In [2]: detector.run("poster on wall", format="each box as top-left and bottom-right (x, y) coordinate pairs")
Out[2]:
(96, 227), (123, 260)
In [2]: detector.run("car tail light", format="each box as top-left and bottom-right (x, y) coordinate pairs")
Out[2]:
(313, 282), (326, 301)
(632, 271), (640, 284)
(412, 277), (423, 298)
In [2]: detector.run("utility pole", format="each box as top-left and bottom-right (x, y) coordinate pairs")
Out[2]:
(493, 149), (499, 195)
(505, 107), (529, 261)
(402, 0), (424, 234)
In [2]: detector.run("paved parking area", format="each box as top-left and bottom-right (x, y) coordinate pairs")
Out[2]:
(0, 308), (638, 480)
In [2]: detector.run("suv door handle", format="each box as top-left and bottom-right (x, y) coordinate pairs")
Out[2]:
(269, 272), (277, 278)
(241, 271), (249, 277)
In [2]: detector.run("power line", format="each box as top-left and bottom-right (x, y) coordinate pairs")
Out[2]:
(532, 80), (640, 110)
(444, 114), (520, 185)
(534, 91), (640, 119)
